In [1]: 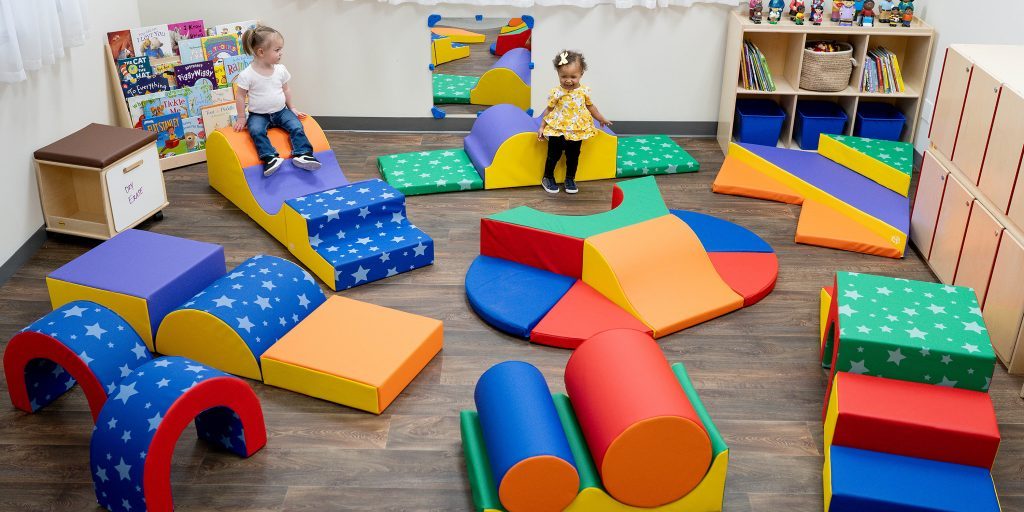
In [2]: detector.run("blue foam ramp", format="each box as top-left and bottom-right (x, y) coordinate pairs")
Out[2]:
(827, 446), (1000, 512)
(671, 210), (774, 253)
(465, 255), (575, 338)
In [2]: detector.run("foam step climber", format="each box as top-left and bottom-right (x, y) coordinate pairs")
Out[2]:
(616, 135), (700, 177)
(376, 148), (483, 195)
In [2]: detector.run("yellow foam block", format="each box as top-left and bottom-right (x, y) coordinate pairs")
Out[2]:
(483, 131), (617, 189)
(470, 68), (531, 111)
(565, 450), (728, 512)
(582, 215), (743, 337)
(282, 204), (338, 290)
(47, 278), (155, 350)
(155, 308), (262, 380)
(432, 37), (471, 67)
(820, 286), (834, 349)
(818, 135), (911, 197)
(728, 143), (905, 255)
(260, 296), (443, 414)
(431, 27), (485, 44)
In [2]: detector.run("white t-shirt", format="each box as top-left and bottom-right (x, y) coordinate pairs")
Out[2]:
(235, 64), (291, 114)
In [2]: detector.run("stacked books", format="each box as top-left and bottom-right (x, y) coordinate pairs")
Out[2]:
(740, 40), (776, 92)
(861, 47), (906, 94)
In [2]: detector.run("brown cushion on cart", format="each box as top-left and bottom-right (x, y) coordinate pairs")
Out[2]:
(34, 123), (157, 168)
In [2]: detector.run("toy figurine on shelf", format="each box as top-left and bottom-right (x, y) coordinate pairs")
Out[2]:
(795, 5), (806, 24)
(878, 0), (894, 25)
(890, 4), (901, 26)
(750, 0), (764, 23)
(900, 0), (914, 26)
(768, 0), (785, 24)
(839, 0), (856, 26)
(861, 0), (876, 26)
(790, 0), (805, 21)
(853, 0), (865, 24)
(812, 3), (825, 24)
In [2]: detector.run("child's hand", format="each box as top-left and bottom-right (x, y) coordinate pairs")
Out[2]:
(233, 119), (247, 132)
(537, 127), (547, 141)
(291, 108), (308, 119)
(600, 118), (613, 127)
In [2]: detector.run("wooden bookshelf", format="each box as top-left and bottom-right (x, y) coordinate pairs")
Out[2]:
(718, 10), (935, 152)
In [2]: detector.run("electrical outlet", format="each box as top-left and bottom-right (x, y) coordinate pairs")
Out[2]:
(921, 98), (935, 124)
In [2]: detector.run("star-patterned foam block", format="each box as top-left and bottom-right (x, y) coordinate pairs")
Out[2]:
(286, 179), (434, 290)
(819, 134), (915, 196)
(155, 255), (327, 380)
(616, 135), (700, 177)
(821, 272), (996, 401)
(433, 74), (479, 104)
(377, 148), (483, 196)
(4, 301), (153, 421)
(90, 356), (266, 512)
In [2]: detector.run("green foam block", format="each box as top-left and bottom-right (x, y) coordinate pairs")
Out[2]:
(377, 148), (484, 195)
(433, 74), (478, 104)
(616, 135), (700, 177)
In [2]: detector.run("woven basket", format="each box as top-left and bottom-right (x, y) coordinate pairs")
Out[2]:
(800, 42), (856, 92)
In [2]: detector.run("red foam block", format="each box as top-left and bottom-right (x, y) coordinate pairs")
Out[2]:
(530, 281), (652, 349)
(481, 218), (583, 278)
(708, 252), (779, 306)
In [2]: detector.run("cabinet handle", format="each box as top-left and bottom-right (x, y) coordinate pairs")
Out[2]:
(965, 66), (971, 73)
(123, 160), (144, 174)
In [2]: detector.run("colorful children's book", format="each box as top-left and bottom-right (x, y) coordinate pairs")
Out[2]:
(178, 38), (206, 65)
(142, 113), (187, 158)
(213, 59), (228, 88)
(201, 102), (239, 133)
(107, 30), (135, 60)
(122, 75), (170, 98)
(127, 91), (167, 127)
(202, 35), (240, 60)
(184, 81), (216, 116)
(211, 87), (234, 104)
(174, 61), (217, 89)
(117, 56), (153, 84)
(221, 54), (253, 85)
(141, 88), (189, 120)
(181, 116), (207, 152)
(168, 20), (205, 56)
(130, 24), (174, 59)
(214, 20), (258, 42)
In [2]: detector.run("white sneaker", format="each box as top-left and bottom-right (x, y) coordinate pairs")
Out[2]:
(293, 154), (322, 171)
(262, 157), (284, 177)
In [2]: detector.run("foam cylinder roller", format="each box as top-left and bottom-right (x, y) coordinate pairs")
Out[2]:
(474, 361), (579, 512)
(565, 329), (712, 507)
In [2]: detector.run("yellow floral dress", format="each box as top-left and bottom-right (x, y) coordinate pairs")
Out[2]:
(542, 85), (597, 141)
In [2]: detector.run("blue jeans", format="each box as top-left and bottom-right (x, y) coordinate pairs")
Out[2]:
(246, 108), (314, 161)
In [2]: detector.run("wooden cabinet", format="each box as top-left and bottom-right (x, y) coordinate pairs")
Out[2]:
(951, 67), (1002, 184)
(910, 151), (949, 257)
(928, 173), (974, 284)
(929, 49), (972, 159)
(953, 202), (1003, 303)
(978, 87), (1024, 214)
(982, 233), (1024, 373)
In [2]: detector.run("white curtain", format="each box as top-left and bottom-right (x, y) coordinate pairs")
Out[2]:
(381, 0), (737, 6)
(0, 0), (90, 83)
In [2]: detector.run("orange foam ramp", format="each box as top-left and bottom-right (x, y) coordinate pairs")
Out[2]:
(712, 154), (803, 205)
(796, 200), (904, 258)
(530, 281), (652, 349)
(583, 215), (744, 337)
(707, 252), (778, 306)
(259, 296), (443, 414)
(214, 116), (331, 168)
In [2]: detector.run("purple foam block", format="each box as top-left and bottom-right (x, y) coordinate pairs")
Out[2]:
(47, 229), (226, 336)
(241, 149), (349, 215)
(491, 47), (532, 86)
(740, 143), (909, 234)
(465, 104), (537, 174)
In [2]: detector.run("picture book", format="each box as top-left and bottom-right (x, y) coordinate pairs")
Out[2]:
(211, 87), (235, 104)
(140, 89), (189, 120)
(107, 30), (135, 60)
(221, 54), (253, 85)
(143, 113), (187, 158)
(127, 91), (167, 127)
(201, 102), (239, 133)
(178, 38), (206, 65)
(181, 116), (207, 152)
(168, 19), (205, 57)
(131, 24), (174, 59)
(122, 75), (170, 98)
(117, 56), (153, 84)
(151, 56), (181, 88)
(184, 81), (216, 116)
(214, 20), (258, 42)
(174, 61), (216, 89)
(213, 60), (227, 88)
(202, 35), (240, 60)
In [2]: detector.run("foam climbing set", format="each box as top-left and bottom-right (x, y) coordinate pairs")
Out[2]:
(462, 329), (728, 512)
(206, 116), (433, 290)
(431, 48), (532, 110)
(713, 142), (910, 258)
(818, 134), (915, 196)
(466, 176), (777, 347)
(377, 104), (699, 196)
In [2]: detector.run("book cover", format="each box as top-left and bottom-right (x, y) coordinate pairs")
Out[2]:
(213, 59), (227, 88)
(202, 35), (240, 60)
(174, 61), (216, 89)
(117, 56), (152, 84)
(181, 116), (207, 152)
(214, 20), (258, 42)
(178, 38), (206, 65)
(201, 102), (239, 133)
(150, 56), (180, 88)
(122, 75), (170, 98)
(211, 87), (234, 104)
(184, 81), (216, 116)
(142, 113), (187, 158)
(222, 54), (253, 85)
(141, 88), (190, 119)
(130, 24), (174, 59)
(127, 91), (167, 127)
(168, 19), (205, 56)
(107, 30), (135, 60)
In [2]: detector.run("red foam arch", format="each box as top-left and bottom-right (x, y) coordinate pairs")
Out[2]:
(3, 332), (110, 422)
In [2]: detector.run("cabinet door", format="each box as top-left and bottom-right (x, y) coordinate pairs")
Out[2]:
(952, 67), (1002, 185)
(103, 145), (166, 232)
(983, 233), (1024, 371)
(930, 48), (973, 161)
(978, 88), (1024, 214)
(928, 174), (974, 284)
(953, 202), (1003, 303)
(910, 152), (949, 258)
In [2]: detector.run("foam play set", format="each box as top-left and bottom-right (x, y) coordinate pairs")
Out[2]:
(432, 48), (532, 110)
(462, 329), (728, 512)
(378, 104), (700, 196)
(490, 18), (532, 56)
(431, 33), (470, 67)
(465, 176), (778, 347)
(206, 116), (434, 290)
(713, 138), (910, 258)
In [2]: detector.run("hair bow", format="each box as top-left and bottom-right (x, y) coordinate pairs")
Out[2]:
(558, 52), (569, 65)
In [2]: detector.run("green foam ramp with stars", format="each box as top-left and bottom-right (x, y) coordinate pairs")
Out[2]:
(377, 148), (484, 196)
(616, 135), (700, 177)
(819, 134), (915, 197)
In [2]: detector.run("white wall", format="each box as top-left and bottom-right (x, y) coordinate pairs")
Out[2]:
(0, 0), (141, 267)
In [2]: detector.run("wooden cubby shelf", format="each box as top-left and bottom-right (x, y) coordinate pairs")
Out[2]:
(718, 10), (935, 152)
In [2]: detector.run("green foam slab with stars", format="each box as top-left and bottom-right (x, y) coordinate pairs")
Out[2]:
(433, 74), (478, 104)
(377, 148), (484, 196)
(616, 135), (700, 177)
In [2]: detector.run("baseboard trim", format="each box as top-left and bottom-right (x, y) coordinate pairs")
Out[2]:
(316, 116), (717, 137)
(0, 226), (47, 286)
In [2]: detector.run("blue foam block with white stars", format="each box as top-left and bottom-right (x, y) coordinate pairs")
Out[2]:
(91, 356), (252, 512)
(17, 301), (153, 412)
(172, 255), (326, 361)
(285, 179), (435, 290)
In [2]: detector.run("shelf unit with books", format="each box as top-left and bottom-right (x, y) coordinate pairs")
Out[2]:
(718, 10), (935, 152)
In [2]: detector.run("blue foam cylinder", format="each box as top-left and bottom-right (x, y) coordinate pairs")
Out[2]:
(474, 361), (576, 486)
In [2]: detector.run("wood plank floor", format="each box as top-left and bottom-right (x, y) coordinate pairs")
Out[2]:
(2, 132), (1022, 511)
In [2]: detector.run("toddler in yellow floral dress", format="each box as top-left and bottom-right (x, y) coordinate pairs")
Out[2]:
(536, 50), (612, 194)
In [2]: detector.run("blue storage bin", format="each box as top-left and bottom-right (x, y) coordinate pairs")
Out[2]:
(734, 99), (786, 147)
(854, 102), (906, 141)
(795, 101), (848, 150)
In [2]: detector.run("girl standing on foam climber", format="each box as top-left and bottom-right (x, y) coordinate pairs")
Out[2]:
(232, 25), (321, 177)
(536, 50), (612, 194)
